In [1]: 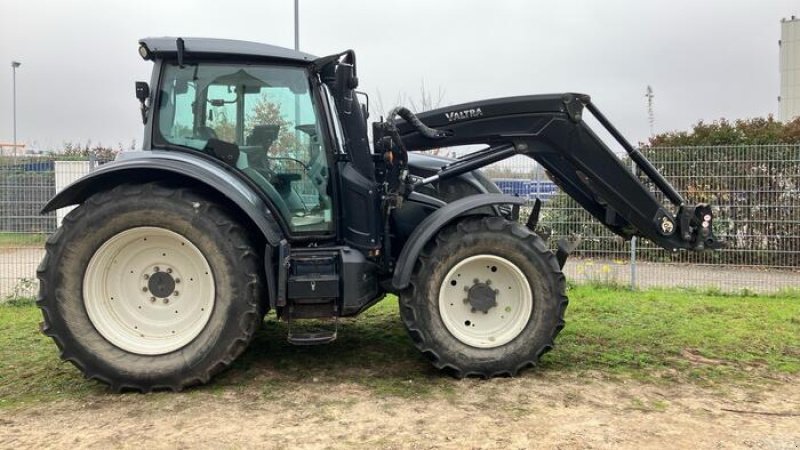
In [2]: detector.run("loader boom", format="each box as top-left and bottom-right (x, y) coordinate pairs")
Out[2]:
(374, 93), (719, 252)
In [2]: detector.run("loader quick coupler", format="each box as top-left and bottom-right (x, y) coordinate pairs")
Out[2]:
(691, 204), (719, 249)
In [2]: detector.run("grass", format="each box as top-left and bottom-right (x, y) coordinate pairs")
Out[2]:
(0, 232), (47, 248)
(0, 285), (798, 409)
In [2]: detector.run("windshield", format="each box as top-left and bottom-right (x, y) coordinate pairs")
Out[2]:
(156, 63), (333, 233)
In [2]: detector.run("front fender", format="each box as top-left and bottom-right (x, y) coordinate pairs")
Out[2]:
(42, 151), (283, 246)
(391, 194), (526, 290)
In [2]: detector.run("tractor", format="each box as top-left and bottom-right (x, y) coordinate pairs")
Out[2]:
(37, 37), (719, 391)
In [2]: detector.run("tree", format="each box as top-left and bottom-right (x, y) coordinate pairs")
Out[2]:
(642, 115), (800, 147)
(374, 81), (447, 156)
(62, 141), (119, 161)
(246, 94), (300, 157)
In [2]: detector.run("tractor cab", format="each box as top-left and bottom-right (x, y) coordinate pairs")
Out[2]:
(139, 38), (347, 235)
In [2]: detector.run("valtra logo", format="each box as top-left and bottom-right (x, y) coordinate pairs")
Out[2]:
(444, 108), (483, 122)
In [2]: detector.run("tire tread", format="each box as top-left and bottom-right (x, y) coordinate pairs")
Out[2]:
(37, 182), (263, 392)
(399, 216), (568, 378)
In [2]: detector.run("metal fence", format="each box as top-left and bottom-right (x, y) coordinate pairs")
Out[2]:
(485, 145), (800, 292)
(1, 145), (799, 301)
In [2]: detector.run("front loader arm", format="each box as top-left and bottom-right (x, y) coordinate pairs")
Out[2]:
(374, 94), (719, 252)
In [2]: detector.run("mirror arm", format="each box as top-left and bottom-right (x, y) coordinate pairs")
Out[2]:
(355, 90), (369, 119)
(139, 101), (149, 125)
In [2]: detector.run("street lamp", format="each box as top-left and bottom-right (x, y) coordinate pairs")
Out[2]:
(11, 61), (21, 157)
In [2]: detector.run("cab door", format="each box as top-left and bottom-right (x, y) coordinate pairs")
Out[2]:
(155, 62), (335, 234)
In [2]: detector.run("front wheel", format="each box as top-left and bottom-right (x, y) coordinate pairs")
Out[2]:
(399, 216), (568, 377)
(37, 183), (264, 391)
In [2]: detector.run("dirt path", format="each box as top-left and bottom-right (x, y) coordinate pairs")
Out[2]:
(2, 374), (798, 449)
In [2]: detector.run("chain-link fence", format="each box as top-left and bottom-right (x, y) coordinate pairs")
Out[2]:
(485, 145), (800, 292)
(0, 155), (110, 300)
(1, 145), (799, 301)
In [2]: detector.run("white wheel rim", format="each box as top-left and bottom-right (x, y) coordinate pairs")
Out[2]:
(438, 254), (533, 348)
(83, 227), (215, 355)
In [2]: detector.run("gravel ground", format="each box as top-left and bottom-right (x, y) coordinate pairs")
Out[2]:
(1, 373), (798, 449)
(2, 247), (799, 300)
(563, 258), (800, 293)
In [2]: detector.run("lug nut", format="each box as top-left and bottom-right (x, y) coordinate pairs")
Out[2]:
(154, 266), (160, 272)
(150, 297), (156, 303)
(175, 278), (181, 284)
(143, 274), (150, 280)
(174, 291), (179, 296)
(166, 268), (173, 274)
(142, 287), (148, 292)
(163, 298), (170, 304)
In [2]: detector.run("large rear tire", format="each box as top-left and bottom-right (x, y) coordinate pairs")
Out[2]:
(37, 182), (264, 391)
(399, 216), (568, 377)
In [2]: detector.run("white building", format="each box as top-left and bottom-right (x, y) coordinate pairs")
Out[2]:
(780, 16), (800, 121)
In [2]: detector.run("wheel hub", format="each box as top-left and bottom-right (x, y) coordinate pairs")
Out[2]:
(466, 281), (497, 314)
(147, 270), (176, 298)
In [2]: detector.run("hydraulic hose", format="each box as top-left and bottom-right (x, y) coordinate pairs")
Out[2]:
(387, 106), (449, 140)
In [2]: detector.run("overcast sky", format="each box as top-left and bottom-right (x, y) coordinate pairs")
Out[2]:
(0, 0), (796, 151)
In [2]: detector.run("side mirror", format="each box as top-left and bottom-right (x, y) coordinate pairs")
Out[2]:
(135, 81), (150, 102)
(135, 81), (150, 124)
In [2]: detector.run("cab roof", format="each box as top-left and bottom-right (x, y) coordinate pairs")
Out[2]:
(138, 37), (317, 63)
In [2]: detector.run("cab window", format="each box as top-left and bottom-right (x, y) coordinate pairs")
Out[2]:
(157, 63), (332, 233)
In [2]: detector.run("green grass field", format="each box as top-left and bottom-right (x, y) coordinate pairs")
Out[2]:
(0, 232), (47, 248)
(1, 285), (798, 408)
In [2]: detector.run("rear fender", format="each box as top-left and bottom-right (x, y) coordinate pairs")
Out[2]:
(42, 151), (284, 246)
(391, 194), (526, 290)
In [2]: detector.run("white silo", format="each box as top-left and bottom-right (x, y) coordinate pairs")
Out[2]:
(780, 16), (800, 121)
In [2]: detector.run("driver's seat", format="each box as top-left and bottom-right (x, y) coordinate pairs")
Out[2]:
(235, 153), (294, 223)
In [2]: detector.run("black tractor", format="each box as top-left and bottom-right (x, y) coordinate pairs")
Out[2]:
(37, 38), (719, 391)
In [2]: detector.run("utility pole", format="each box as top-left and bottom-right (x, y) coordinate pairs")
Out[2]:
(293, 0), (301, 147)
(645, 85), (655, 137)
(294, 0), (299, 51)
(11, 61), (21, 157)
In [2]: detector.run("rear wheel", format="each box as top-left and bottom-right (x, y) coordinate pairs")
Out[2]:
(399, 216), (568, 377)
(37, 182), (264, 391)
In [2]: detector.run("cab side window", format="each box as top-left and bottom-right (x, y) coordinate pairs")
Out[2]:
(157, 63), (333, 233)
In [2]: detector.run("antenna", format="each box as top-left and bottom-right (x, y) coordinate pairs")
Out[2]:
(645, 85), (655, 137)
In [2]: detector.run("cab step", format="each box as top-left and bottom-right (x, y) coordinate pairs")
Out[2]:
(287, 329), (337, 346)
(286, 315), (339, 346)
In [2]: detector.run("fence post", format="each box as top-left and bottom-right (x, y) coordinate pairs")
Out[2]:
(630, 158), (637, 290)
